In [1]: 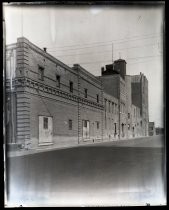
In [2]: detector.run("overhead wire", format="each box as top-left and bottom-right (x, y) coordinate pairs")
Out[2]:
(65, 54), (162, 66)
(47, 33), (162, 49)
(47, 34), (162, 52)
(48, 42), (161, 58)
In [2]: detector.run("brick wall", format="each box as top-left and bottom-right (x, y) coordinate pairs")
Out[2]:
(28, 87), (79, 148)
(6, 37), (150, 149)
(100, 75), (120, 99)
(103, 92), (119, 140)
(13, 37), (104, 148)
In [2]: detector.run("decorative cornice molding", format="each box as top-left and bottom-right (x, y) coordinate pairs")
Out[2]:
(13, 77), (104, 110)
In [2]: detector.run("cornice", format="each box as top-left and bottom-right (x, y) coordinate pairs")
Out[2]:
(13, 77), (104, 110)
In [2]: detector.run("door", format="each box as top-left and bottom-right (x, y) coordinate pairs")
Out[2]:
(132, 126), (135, 137)
(82, 120), (90, 139)
(122, 123), (124, 137)
(39, 116), (53, 144)
(114, 123), (117, 137)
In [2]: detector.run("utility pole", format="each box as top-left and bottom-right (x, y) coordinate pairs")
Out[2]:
(119, 77), (121, 140)
(21, 6), (23, 37)
(112, 43), (113, 63)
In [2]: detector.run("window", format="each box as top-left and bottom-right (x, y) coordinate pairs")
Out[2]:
(114, 123), (117, 134)
(109, 118), (111, 130)
(56, 75), (60, 88)
(38, 66), (44, 81)
(140, 121), (142, 127)
(96, 121), (99, 129)
(69, 81), (73, 93)
(84, 88), (88, 98)
(109, 101), (110, 112)
(128, 113), (130, 119)
(97, 94), (99, 103)
(104, 99), (107, 111)
(43, 117), (48, 129)
(105, 115), (107, 129)
(69, 119), (72, 130)
(84, 120), (87, 127)
(112, 102), (114, 113)
(128, 124), (130, 130)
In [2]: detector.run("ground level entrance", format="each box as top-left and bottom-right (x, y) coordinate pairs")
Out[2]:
(39, 116), (53, 144)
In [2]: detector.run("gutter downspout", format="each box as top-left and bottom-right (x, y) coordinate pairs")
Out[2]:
(119, 76), (121, 140)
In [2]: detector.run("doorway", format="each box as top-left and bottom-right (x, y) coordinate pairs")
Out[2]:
(39, 116), (53, 144)
(132, 126), (135, 137)
(82, 120), (90, 139)
(122, 123), (125, 137)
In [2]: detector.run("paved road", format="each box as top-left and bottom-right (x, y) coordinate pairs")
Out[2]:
(8, 135), (164, 158)
(6, 135), (166, 207)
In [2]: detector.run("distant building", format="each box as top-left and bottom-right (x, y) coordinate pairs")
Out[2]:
(6, 37), (149, 150)
(100, 59), (149, 139)
(155, 127), (164, 135)
(149, 122), (156, 136)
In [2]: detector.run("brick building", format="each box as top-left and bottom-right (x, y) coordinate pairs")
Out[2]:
(6, 37), (149, 150)
(149, 122), (156, 136)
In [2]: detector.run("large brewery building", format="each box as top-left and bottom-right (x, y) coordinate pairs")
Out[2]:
(6, 37), (149, 149)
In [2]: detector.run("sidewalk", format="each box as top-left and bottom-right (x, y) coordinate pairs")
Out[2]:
(7, 135), (163, 158)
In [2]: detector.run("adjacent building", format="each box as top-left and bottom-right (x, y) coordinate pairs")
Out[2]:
(149, 122), (156, 136)
(155, 127), (164, 135)
(6, 37), (149, 150)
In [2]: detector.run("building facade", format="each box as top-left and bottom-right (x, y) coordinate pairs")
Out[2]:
(149, 122), (156, 136)
(6, 37), (149, 150)
(155, 127), (164, 135)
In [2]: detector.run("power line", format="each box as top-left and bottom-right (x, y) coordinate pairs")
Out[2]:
(66, 54), (161, 66)
(27, 54), (161, 69)
(47, 36), (161, 53)
(47, 33), (161, 49)
(47, 33), (162, 51)
(67, 58), (162, 67)
(35, 32), (162, 48)
(48, 42), (161, 58)
(127, 59), (162, 65)
(21, 7), (23, 37)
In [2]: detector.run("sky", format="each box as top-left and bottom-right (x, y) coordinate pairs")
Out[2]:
(3, 3), (164, 127)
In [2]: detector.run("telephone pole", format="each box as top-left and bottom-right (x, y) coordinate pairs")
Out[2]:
(112, 43), (113, 63)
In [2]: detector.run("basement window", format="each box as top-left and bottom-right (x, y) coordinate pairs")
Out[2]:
(84, 88), (88, 98)
(56, 75), (60, 88)
(69, 81), (73, 93)
(38, 66), (44, 81)
(96, 121), (99, 129)
(97, 94), (99, 103)
(69, 119), (72, 130)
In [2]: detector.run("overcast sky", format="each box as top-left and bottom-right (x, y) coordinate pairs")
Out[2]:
(4, 4), (164, 127)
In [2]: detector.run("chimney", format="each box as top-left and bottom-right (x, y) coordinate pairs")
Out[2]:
(113, 59), (126, 79)
(43, 47), (47, 52)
